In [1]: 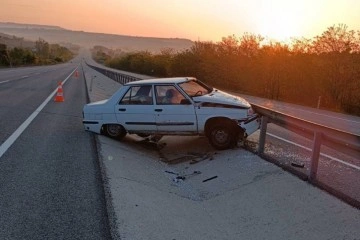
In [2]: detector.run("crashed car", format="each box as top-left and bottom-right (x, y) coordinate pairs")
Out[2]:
(82, 77), (260, 150)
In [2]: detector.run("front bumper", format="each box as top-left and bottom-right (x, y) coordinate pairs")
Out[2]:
(239, 114), (260, 137)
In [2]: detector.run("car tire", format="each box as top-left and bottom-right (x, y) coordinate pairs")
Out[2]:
(208, 123), (236, 150)
(105, 124), (126, 140)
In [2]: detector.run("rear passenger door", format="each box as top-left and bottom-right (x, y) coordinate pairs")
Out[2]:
(115, 85), (157, 132)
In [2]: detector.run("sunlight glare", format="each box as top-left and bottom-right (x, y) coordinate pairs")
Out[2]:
(256, 0), (306, 41)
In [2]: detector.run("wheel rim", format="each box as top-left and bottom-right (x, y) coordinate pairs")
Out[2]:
(213, 129), (230, 145)
(107, 124), (122, 137)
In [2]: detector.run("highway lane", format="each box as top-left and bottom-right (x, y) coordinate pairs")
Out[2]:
(0, 64), (66, 84)
(0, 62), (111, 239)
(0, 62), (80, 145)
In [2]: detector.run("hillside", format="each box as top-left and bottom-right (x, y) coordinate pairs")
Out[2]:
(0, 32), (35, 48)
(0, 22), (194, 52)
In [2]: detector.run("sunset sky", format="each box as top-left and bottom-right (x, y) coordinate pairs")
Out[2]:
(1, 0), (360, 42)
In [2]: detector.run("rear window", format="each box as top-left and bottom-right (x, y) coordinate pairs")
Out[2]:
(119, 85), (153, 105)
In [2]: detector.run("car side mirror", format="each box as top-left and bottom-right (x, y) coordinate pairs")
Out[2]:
(180, 99), (192, 105)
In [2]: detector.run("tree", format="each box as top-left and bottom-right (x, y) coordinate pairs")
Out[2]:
(312, 24), (360, 111)
(35, 38), (50, 61)
(239, 33), (264, 58)
(312, 24), (357, 53)
(0, 43), (10, 66)
(255, 42), (290, 100)
(170, 49), (200, 78)
(291, 37), (313, 54)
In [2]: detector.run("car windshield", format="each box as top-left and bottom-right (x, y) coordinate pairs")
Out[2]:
(178, 79), (213, 97)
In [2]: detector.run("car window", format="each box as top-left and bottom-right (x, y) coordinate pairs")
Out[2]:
(178, 79), (212, 97)
(155, 85), (186, 105)
(119, 85), (153, 105)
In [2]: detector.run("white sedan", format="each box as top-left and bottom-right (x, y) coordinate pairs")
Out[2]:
(83, 77), (260, 150)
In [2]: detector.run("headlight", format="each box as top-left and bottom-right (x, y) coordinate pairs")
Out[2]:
(247, 107), (255, 116)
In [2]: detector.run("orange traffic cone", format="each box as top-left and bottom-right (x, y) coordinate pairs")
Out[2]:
(54, 82), (64, 102)
(75, 70), (79, 78)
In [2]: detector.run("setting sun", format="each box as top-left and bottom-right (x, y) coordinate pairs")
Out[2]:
(254, 0), (310, 41)
(257, 8), (302, 41)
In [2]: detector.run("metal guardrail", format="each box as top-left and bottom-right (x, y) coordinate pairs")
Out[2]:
(252, 104), (360, 181)
(87, 62), (360, 183)
(86, 62), (142, 84)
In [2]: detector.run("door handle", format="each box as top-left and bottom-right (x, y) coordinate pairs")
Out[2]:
(118, 108), (126, 112)
(155, 109), (163, 112)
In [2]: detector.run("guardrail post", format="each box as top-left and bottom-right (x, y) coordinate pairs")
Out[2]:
(309, 132), (322, 181)
(90, 75), (96, 92)
(258, 116), (268, 154)
(317, 96), (322, 109)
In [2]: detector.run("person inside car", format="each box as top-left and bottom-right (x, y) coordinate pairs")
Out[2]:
(163, 88), (184, 104)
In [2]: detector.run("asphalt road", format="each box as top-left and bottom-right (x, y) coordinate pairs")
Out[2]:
(0, 60), (111, 239)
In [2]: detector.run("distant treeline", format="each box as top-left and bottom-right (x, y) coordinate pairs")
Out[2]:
(92, 24), (360, 115)
(0, 38), (74, 67)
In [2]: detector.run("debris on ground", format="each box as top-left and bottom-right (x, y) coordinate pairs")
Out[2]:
(161, 152), (215, 165)
(202, 176), (218, 183)
(189, 152), (214, 164)
(135, 138), (166, 150)
(165, 170), (202, 182)
(291, 161), (305, 168)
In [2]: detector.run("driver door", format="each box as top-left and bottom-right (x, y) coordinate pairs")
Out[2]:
(154, 85), (197, 133)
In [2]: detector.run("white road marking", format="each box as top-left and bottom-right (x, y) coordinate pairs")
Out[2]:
(0, 69), (16, 73)
(0, 75), (35, 84)
(267, 133), (360, 171)
(0, 68), (77, 159)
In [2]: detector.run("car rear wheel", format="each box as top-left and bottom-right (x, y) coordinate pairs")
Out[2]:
(208, 123), (236, 150)
(105, 124), (126, 140)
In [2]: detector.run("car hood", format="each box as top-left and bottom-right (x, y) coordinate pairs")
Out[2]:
(193, 89), (251, 108)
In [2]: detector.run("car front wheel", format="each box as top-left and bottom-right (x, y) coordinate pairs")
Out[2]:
(208, 124), (236, 150)
(105, 124), (126, 140)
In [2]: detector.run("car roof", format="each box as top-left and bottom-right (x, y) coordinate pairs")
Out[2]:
(125, 77), (196, 85)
